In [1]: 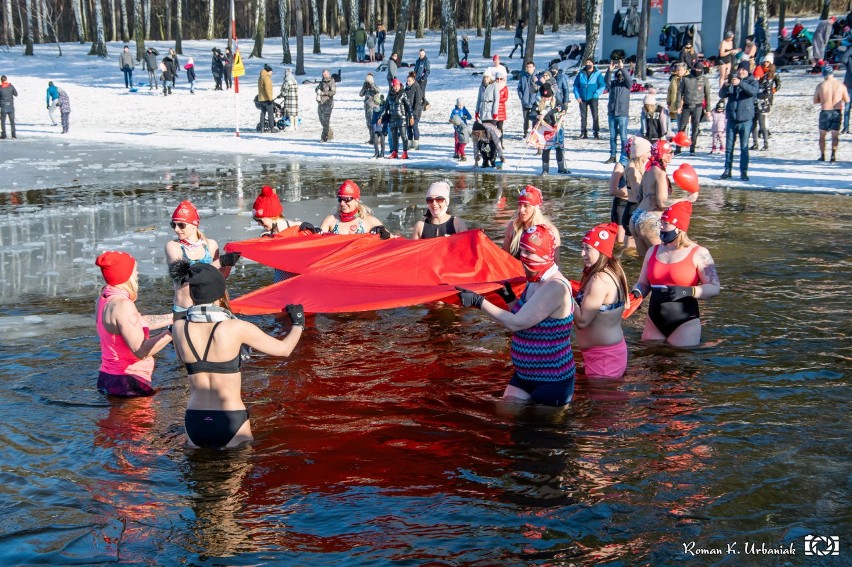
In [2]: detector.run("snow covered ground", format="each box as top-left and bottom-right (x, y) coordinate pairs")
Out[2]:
(1, 18), (850, 195)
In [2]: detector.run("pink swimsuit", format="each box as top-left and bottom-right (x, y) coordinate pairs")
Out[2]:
(96, 288), (155, 396)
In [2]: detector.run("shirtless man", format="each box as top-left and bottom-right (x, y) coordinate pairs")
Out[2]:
(814, 66), (851, 162)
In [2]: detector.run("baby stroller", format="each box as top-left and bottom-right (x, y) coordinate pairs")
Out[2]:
(254, 95), (286, 133)
(774, 35), (811, 66)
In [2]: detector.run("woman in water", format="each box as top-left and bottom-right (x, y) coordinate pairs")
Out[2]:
(622, 136), (652, 254)
(608, 138), (633, 248)
(95, 251), (173, 396)
(411, 181), (469, 239)
(457, 225), (576, 406)
(171, 263), (305, 449)
(502, 185), (561, 262)
(572, 223), (629, 379)
(165, 200), (239, 317)
(319, 180), (389, 238)
(630, 201), (720, 347)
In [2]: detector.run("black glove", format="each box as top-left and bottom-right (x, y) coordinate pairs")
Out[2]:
(455, 286), (484, 309)
(370, 225), (391, 240)
(299, 221), (322, 234)
(219, 252), (241, 267)
(658, 285), (695, 302)
(495, 281), (516, 304)
(285, 304), (305, 327)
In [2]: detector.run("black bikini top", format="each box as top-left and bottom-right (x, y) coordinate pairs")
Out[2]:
(421, 216), (457, 238)
(182, 321), (241, 374)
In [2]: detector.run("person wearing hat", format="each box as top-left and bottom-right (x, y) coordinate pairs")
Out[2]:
(573, 223), (629, 378)
(160, 51), (177, 96)
(475, 71), (499, 126)
(471, 120), (504, 168)
(449, 97), (472, 160)
(622, 136), (652, 251)
(171, 263), (305, 449)
(550, 64), (571, 108)
(517, 61), (540, 139)
(223, 47), (234, 89)
(710, 100), (727, 154)
(95, 251), (173, 397)
(184, 57), (196, 94)
(165, 200), (238, 317)
(143, 46), (160, 91)
(494, 68), (509, 140)
(280, 68), (299, 130)
(502, 185), (561, 262)
(811, 16), (836, 67)
(359, 72), (381, 144)
(405, 72), (425, 150)
(412, 181), (469, 239)
(509, 19), (525, 59)
(370, 92), (388, 158)
(386, 52), (399, 90)
(573, 58), (606, 139)
(353, 22), (368, 62)
(640, 92), (668, 142)
(718, 61), (759, 180)
(813, 65), (850, 162)
(258, 64), (278, 133)
(750, 55), (780, 151)
(211, 48), (225, 91)
(456, 224), (576, 407)
(460, 34), (470, 64)
(316, 69), (336, 142)
(250, 186), (317, 283)
(675, 60), (711, 155)
(605, 58), (634, 164)
(678, 40), (698, 69)
(666, 62), (687, 131)
(718, 31), (741, 88)
(531, 83), (569, 175)
(629, 201), (720, 347)
(378, 78), (412, 159)
(319, 180), (389, 237)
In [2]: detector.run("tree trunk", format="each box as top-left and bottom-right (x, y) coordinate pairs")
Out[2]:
(89, 0), (108, 56)
(337, 0), (347, 44)
(382, 0), (387, 27)
(207, 0), (214, 39)
(24, 0), (34, 54)
(820, 0), (831, 20)
(165, 0), (171, 39)
(144, 0), (151, 39)
(536, 0), (543, 34)
(635, 0), (649, 80)
(778, 0), (786, 35)
(321, 0), (328, 34)
(552, 0), (559, 32)
(476, 0), (481, 36)
(35, 0), (43, 42)
(482, 0), (492, 56)
(120, 0), (129, 41)
(581, 0), (601, 64)
(5, 0), (16, 45)
(296, 0), (305, 73)
(368, 0), (374, 31)
(724, 0), (739, 44)
(280, 0), (292, 62)
(391, 0), (411, 58)
(526, 0), (537, 62)
(109, 0), (117, 42)
(442, 0), (458, 67)
(175, 0), (182, 53)
(416, 0), (424, 38)
(250, 0), (266, 57)
(133, 0), (144, 58)
(754, 0), (769, 58)
(311, 0), (321, 52)
(348, 0), (357, 59)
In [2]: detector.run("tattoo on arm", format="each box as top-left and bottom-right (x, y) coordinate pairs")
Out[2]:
(699, 252), (719, 285)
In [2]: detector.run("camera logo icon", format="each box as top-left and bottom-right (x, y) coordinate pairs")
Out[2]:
(805, 535), (840, 556)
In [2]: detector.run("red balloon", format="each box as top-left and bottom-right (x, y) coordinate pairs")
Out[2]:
(672, 130), (692, 147)
(673, 163), (700, 193)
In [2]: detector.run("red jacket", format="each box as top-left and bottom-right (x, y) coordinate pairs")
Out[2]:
(497, 85), (509, 121)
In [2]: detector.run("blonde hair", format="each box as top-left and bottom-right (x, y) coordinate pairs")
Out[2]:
(509, 206), (550, 256)
(672, 230), (695, 249)
(113, 277), (138, 302)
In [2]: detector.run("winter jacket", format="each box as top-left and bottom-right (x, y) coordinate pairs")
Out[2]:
(754, 72), (780, 114)
(811, 19), (832, 60)
(168, 50), (180, 73)
(553, 71), (571, 105)
(451, 115), (471, 144)
(143, 49), (159, 71)
(212, 54), (224, 76)
(46, 84), (59, 105)
(371, 107), (388, 135)
(258, 68), (274, 102)
(387, 58), (398, 82)
(476, 80), (499, 120)
(0, 82), (16, 111)
(353, 28), (367, 47)
(710, 110), (726, 135)
(119, 50), (135, 71)
(450, 105), (472, 124)
(678, 49), (698, 69)
(605, 69), (633, 116)
(366, 34), (376, 49)
(381, 90), (412, 125)
(676, 71), (711, 109)
(641, 104), (669, 141)
(497, 85), (509, 121)
(517, 70), (539, 108)
(719, 75), (759, 123)
(316, 77), (336, 104)
(461, 37), (469, 54)
(185, 64), (196, 83)
(161, 56), (177, 81)
(414, 56), (430, 82)
(360, 80), (381, 110)
(406, 81), (425, 118)
(57, 89), (71, 113)
(667, 74), (682, 110)
(280, 73), (299, 116)
(573, 67), (606, 101)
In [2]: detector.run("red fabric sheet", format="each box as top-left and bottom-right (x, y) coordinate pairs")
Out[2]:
(225, 230), (527, 314)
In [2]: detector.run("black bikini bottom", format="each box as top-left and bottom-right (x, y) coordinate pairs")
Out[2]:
(185, 408), (250, 449)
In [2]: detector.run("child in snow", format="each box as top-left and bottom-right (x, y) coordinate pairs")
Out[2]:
(371, 93), (387, 158)
(710, 100), (726, 154)
(57, 89), (71, 134)
(184, 58), (197, 94)
(640, 92), (669, 142)
(472, 121), (504, 168)
(449, 98), (472, 160)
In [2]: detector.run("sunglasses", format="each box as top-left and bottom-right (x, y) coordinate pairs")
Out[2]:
(170, 221), (188, 229)
(338, 196), (355, 203)
(425, 197), (446, 204)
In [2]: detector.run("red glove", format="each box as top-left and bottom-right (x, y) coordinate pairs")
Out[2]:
(474, 112), (480, 121)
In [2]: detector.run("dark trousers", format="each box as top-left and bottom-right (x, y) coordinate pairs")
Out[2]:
(213, 73), (223, 90)
(542, 146), (564, 165)
(418, 78), (428, 102)
(408, 116), (420, 141)
(122, 68), (133, 88)
(523, 107), (533, 138)
(678, 105), (703, 149)
(389, 122), (408, 152)
(752, 112), (768, 146)
(0, 109), (15, 137)
(259, 100), (274, 131)
(224, 67), (233, 89)
(147, 69), (157, 88)
(318, 101), (334, 140)
(509, 40), (523, 59)
(579, 98), (600, 135)
(725, 120), (753, 174)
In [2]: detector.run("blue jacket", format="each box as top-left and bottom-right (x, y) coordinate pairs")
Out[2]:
(450, 105), (472, 124)
(517, 71), (539, 108)
(553, 72), (571, 105)
(719, 75), (759, 123)
(414, 57), (430, 82)
(605, 69), (634, 116)
(46, 84), (59, 105)
(573, 67), (606, 101)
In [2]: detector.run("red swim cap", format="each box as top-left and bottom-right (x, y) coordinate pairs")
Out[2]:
(652, 139), (674, 159)
(252, 185), (283, 218)
(172, 200), (200, 226)
(518, 185), (543, 206)
(661, 201), (692, 232)
(582, 222), (619, 259)
(96, 250), (136, 286)
(338, 180), (361, 200)
(519, 225), (556, 277)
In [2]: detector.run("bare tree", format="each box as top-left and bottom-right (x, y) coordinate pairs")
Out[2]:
(635, 0), (650, 80)
(120, 0), (129, 41)
(755, 0), (769, 57)
(175, 0), (182, 53)
(336, 0), (346, 44)
(442, 0), (459, 67)
(347, 0), (356, 60)
(279, 0), (292, 63)
(144, 0), (150, 39)
(207, 0), (214, 39)
(416, 0), (424, 38)
(107, 0), (115, 41)
(536, 0), (543, 34)
(525, 0), (538, 62)
(296, 0), (305, 74)
(250, 0), (266, 56)
(69, 0), (84, 42)
(4, 0), (15, 45)
(43, 0), (64, 54)
(24, 0), (34, 54)
(552, 0), (559, 33)
(581, 0), (602, 64)
(311, 0), (320, 52)
(88, 0), (108, 57)
(820, 0), (831, 19)
(391, 0), (412, 59)
(778, 0), (787, 34)
(482, 0), (493, 57)
(134, 0), (145, 59)
(724, 0), (739, 42)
